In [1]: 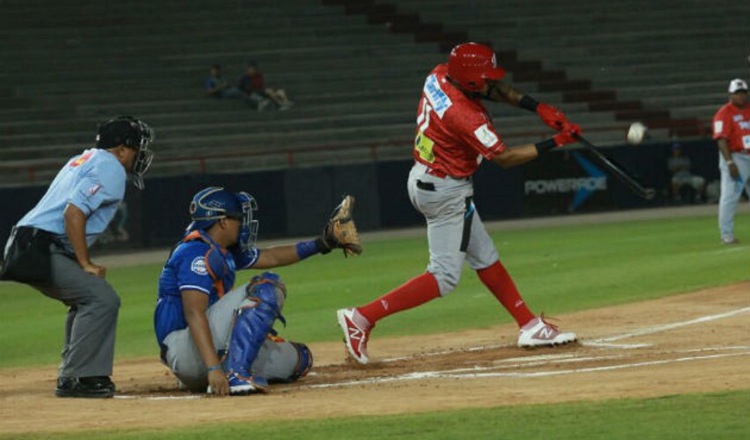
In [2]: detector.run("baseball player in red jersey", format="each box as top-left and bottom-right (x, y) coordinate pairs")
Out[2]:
(337, 42), (581, 364)
(712, 78), (750, 244)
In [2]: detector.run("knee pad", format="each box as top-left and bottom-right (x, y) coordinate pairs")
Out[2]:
(248, 271), (286, 311)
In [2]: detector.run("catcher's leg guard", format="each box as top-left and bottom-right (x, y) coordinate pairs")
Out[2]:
(252, 338), (313, 383)
(224, 275), (284, 380)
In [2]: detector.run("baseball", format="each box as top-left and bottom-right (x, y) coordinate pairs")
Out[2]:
(627, 122), (647, 145)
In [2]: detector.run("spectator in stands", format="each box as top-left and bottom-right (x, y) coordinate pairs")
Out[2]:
(667, 142), (705, 204)
(238, 60), (293, 111)
(204, 64), (244, 100)
(712, 78), (750, 244)
(204, 64), (268, 111)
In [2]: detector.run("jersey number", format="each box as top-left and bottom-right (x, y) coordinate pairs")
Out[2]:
(414, 100), (435, 163)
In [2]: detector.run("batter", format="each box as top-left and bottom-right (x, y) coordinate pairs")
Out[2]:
(337, 42), (580, 364)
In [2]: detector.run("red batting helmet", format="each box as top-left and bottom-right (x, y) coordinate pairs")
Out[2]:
(447, 42), (506, 92)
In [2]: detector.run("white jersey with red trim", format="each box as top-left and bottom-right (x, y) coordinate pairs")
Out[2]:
(712, 102), (750, 153)
(412, 64), (506, 178)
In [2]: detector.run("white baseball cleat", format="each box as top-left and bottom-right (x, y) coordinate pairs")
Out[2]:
(518, 315), (577, 348)
(337, 308), (372, 364)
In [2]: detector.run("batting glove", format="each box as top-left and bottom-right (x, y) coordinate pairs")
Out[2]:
(537, 103), (569, 130)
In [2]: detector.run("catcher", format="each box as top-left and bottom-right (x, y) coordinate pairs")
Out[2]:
(154, 187), (360, 396)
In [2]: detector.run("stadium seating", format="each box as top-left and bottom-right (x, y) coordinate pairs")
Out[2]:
(0, 0), (747, 185)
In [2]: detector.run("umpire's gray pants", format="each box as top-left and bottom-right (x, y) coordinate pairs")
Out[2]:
(32, 248), (120, 378)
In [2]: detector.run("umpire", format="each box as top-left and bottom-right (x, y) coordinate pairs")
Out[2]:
(0, 116), (155, 398)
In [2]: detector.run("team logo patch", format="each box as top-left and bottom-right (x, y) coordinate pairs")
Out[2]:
(713, 120), (723, 134)
(474, 124), (498, 148)
(190, 256), (208, 276)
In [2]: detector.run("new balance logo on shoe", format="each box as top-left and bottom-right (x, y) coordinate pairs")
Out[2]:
(536, 326), (555, 340)
(518, 315), (577, 348)
(337, 308), (371, 364)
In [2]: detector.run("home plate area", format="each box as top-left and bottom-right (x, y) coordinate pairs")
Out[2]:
(275, 305), (750, 392)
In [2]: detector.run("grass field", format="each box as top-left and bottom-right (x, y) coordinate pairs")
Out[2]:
(0, 211), (748, 439)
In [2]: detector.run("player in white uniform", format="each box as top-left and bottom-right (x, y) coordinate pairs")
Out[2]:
(337, 42), (581, 364)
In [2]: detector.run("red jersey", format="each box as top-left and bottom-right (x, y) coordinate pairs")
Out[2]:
(712, 102), (750, 153)
(413, 64), (506, 178)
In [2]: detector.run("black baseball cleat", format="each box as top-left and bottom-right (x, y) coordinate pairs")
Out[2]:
(55, 376), (116, 398)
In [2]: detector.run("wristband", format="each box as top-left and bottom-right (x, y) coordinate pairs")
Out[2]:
(726, 160), (734, 165)
(296, 240), (322, 260)
(519, 95), (540, 112)
(207, 364), (223, 373)
(535, 138), (557, 154)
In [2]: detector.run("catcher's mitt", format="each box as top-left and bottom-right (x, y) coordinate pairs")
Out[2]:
(318, 195), (362, 257)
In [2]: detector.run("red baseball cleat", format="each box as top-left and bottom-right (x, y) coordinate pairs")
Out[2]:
(336, 308), (372, 364)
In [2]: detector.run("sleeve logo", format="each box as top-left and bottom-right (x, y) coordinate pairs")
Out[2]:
(190, 256), (208, 276)
(713, 120), (723, 134)
(474, 124), (498, 148)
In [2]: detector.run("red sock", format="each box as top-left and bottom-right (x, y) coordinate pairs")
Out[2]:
(476, 261), (535, 327)
(358, 272), (441, 325)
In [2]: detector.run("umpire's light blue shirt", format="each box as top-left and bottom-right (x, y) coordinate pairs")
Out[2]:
(17, 148), (127, 250)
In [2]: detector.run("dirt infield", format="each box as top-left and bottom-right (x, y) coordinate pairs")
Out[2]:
(1, 281), (748, 435)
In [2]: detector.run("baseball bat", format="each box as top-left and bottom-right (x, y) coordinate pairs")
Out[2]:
(573, 134), (656, 200)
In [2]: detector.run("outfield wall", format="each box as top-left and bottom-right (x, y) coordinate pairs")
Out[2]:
(0, 139), (721, 250)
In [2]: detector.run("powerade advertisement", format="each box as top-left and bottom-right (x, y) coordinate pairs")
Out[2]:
(521, 149), (616, 215)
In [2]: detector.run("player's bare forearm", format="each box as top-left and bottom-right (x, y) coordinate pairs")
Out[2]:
(490, 144), (539, 168)
(253, 245), (301, 269)
(486, 81), (525, 106)
(62, 202), (107, 277)
(182, 291), (222, 368)
(716, 138), (734, 162)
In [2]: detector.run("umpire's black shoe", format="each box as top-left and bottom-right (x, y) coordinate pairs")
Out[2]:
(55, 376), (116, 398)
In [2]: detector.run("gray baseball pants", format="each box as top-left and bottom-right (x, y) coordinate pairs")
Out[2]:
(718, 152), (750, 241)
(407, 162), (499, 295)
(32, 247), (120, 378)
(162, 283), (303, 392)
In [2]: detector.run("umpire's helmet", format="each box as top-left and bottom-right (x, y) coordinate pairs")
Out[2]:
(447, 42), (506, 93)
(187, 187), (258, 244)
(96, 115), (155, 190)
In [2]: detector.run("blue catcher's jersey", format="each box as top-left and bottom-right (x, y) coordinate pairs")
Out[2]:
(154, 229), (259, 347)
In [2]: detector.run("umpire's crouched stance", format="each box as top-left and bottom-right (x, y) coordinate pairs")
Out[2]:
(0, 116), (155, 398)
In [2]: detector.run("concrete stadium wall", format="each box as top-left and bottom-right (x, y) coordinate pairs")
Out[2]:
(0, 139), (721, 252)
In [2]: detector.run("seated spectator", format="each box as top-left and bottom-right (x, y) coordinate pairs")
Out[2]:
(238, 60), (293, 111)
(204, 64), (269, 111)
(667, 142), (706, 204)
(204, 64), (244, 99)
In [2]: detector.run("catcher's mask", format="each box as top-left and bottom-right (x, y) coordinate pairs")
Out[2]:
(447, 42), (506, 93)
(187, 186), (259, 250)
(96, 115), (155, 190)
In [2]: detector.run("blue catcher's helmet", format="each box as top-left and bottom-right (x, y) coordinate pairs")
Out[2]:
(187, 187), (259, 250)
